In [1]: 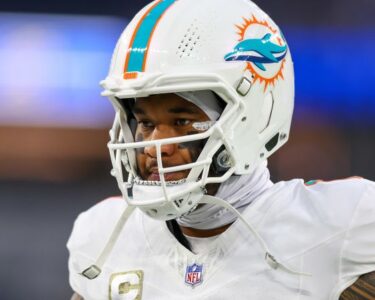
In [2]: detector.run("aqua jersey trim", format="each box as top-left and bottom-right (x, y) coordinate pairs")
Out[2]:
(126, 0), (175, 73)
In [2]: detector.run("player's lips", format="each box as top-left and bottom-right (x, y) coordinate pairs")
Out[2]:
(147, 167), (187, 181)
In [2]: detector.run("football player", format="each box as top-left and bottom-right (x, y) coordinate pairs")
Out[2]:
(67, 0), (375, 299)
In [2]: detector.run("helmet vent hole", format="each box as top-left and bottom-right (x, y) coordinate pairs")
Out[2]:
(176, 21), (202, 59)
(174, 199), (184, 208)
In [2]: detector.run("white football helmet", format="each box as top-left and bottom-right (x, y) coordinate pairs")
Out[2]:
(101, 0), (294, 221)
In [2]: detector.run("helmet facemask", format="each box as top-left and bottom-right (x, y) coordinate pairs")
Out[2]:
(108, 90), (239, 220)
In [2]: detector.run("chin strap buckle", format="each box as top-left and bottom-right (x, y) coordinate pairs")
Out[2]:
(80, 265), (101, 280)
(79, 205), (136, 280)
(265, 252), (279, 270)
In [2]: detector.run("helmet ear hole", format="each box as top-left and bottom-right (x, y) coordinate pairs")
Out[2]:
(211, 146), (232, 176)
(265, 133), (280, 152)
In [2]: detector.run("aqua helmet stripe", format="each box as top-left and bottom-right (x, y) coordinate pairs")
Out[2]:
(125, 0), (176, 73)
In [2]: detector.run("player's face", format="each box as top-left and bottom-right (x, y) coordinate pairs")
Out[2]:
(132, 94), (210, 181)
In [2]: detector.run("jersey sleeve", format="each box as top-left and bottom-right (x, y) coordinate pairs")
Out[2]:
(339, 179), (375, 289)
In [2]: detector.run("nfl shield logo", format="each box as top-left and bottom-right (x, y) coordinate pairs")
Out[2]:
(185, 263), (203, 287)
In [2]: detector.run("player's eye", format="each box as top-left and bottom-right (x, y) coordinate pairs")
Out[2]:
(138, 120), (154, 130)
(175, 119), (192, 126)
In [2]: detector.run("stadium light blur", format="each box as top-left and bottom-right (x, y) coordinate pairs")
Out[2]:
(0, 14), (374, 128)
(0, 13), (126, 128)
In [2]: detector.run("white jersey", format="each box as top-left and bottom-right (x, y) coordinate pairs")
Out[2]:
(67, 178), (375, 300)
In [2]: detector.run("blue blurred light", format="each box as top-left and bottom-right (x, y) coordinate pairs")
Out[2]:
(285, 26), (375, 122)
(0, 13), (127, 128)
(0, 13), (373, 128)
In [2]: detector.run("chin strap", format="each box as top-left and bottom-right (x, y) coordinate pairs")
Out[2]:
(199, 195), (311, 277)
(80, 205), (136, 280)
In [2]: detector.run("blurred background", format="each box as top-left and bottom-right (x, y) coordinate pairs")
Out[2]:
(0, 0), (374, 299)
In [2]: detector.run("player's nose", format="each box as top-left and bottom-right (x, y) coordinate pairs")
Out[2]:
(144, 125), (177, 157)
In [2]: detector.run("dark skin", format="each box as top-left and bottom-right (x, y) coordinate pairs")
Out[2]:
(340, 272), (375, 299)
(132, 94), (228, 237)
(132, 94), (209, 183)
(131, 93), (375, 297)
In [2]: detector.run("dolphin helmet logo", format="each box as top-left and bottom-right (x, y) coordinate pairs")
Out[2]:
(224, 33), (287, 71)
(225, 15), (288, 91)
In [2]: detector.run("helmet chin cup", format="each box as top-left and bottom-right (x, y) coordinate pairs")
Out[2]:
(139, 187), (204, 220)
(129, 179), (207, 221)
